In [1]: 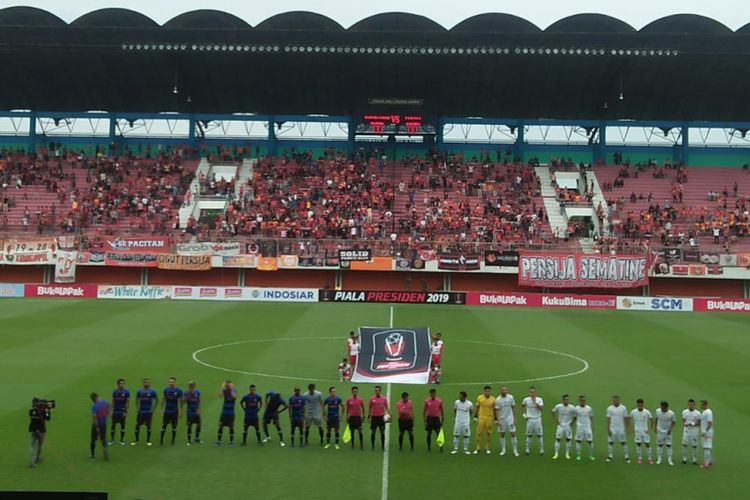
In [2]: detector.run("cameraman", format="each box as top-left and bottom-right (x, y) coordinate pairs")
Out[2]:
(29, 398), (52, 467)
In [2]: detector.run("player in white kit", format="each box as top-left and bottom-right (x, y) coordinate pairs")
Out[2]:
(630, 398), (653, 464)
(699, 399), (714, 470)
(681, 399), (701, 465)
(654, 401), (676, 466)
(572, 395), (594, 461)
(606, 395), (630, 462)
(494, 385), (518, 456)
(452, 391), (473, 455)
(522, 387), (544, 455)
(551, 394), (574, 460)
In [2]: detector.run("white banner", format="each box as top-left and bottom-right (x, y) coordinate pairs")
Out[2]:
(616, 296), (694, 312)
(98, 285), (173, 300)
(176, 242), (241, 256)
(169, 286), (318, 302)
(243, 288), (317, 302)
(54, 250), (78, 283)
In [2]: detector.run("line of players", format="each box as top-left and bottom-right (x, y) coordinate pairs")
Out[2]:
(469, 386), (714, 469)
(96, 378), (714, 471)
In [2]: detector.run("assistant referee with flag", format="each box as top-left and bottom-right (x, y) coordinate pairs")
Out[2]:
(424, 388), (445, 452)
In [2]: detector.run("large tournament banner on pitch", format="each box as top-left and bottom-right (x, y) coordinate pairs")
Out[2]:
(352, 327), (432, 384)
(518, 252), (650, 289)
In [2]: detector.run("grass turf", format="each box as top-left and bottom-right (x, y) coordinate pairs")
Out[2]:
(0, 299), (746, 499)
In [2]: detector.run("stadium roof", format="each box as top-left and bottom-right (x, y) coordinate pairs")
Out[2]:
(1, 7), (749, 122)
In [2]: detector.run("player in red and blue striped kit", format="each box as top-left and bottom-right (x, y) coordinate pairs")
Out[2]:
(110, 378), (130, 446)
(288, 386), (306, 447)
(90, 393), (109, 460)
(131, 378), (157, 446)
(183, 381), (202, 445)
(216, 380), (237, 447)
(241, 384), (263, 446)
(324, 387), (343, 450)
(160, 377), (183, 446)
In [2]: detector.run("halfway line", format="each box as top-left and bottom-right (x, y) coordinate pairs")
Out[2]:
(382, 305), (394, 500)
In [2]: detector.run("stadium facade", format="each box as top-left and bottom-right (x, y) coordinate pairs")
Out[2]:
(0, 7), (749, 165)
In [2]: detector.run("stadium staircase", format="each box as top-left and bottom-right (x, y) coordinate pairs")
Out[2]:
(534, 165), (568, 239)
(586, 169), (610, 235)
(235, 158), (255, 200)
(178, 158), (209, 228)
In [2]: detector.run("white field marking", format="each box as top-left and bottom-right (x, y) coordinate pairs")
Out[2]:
(191, 337), (590, 386)
(382, 305), (393, 500)
(191, 337), (342, 382)
(438, 339), (589, 386)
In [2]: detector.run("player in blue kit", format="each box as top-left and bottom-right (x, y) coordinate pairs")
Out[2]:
(288, 386), (306, 447)
(90, 393), (109, 460)
(324, 386), (344, 450)
(160, 377), (183, 446)
(183, 381), (202, 445)
(131, 378), (157, 446)
(240, 384), (263, 446)
(109, 378), (130, 446)
(216, 380), (237, 447)
(263, 390), (288, 447)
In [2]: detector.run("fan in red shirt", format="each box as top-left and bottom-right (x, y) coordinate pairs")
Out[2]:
(345, 386), (365, 450)
(423, 389), (445, 452)
(396, 392), (414, 451)
(368, 386), (391, 451)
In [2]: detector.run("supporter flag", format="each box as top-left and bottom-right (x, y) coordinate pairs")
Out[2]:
(342, 425), (351, 444)
(436, 428), (445, 448)
(352, 326), (432, 384)
(54, 250), (78, 284)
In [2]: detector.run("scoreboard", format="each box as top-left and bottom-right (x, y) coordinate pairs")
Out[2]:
(357, 114), (435, 136)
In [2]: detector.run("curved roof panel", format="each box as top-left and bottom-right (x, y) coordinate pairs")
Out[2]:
(349, 12), (446, 32)
(451, 13), (540, 33)
(71, 8), (159, 28)
(256, 11), (343, 31)
(163, 10), (251, 29)
(640, 14), (732, 34)
(546, 13), (635, 33)
(0, 6), (66, 27)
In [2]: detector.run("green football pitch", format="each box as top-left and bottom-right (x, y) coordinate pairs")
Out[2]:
(0, 299), (747, 500)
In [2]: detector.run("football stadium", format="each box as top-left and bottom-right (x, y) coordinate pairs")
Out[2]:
(1, 3), (749, 499)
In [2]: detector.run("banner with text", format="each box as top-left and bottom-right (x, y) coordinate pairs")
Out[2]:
(104, 252), (158, 267)
(104, 237), (169, 254)
(693, 298), (750, 313)
(54, 250), (78, 283)
(518, 252), (650, 289)
(3, 238), (56, 265)
(616, 296), (693, 312)
(157, 254), (212, 271)
(176, 242), (241, 256)
(0, 283), (24, 298)
(437, 254), (481, 271)
(98, 285), (173, 300)
(467, 292), (616, 309)
(352, 326), (432, 384)
(319, 290), (465, 305)
(24, 284), (98, 299)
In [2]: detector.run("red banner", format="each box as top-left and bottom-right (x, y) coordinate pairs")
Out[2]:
(518, 252), (649, 289)
(103, 237), (169, 254)
(466, 292), (616, 309)
(693, 298), (750, 313)
(24, 284), (98, 299)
